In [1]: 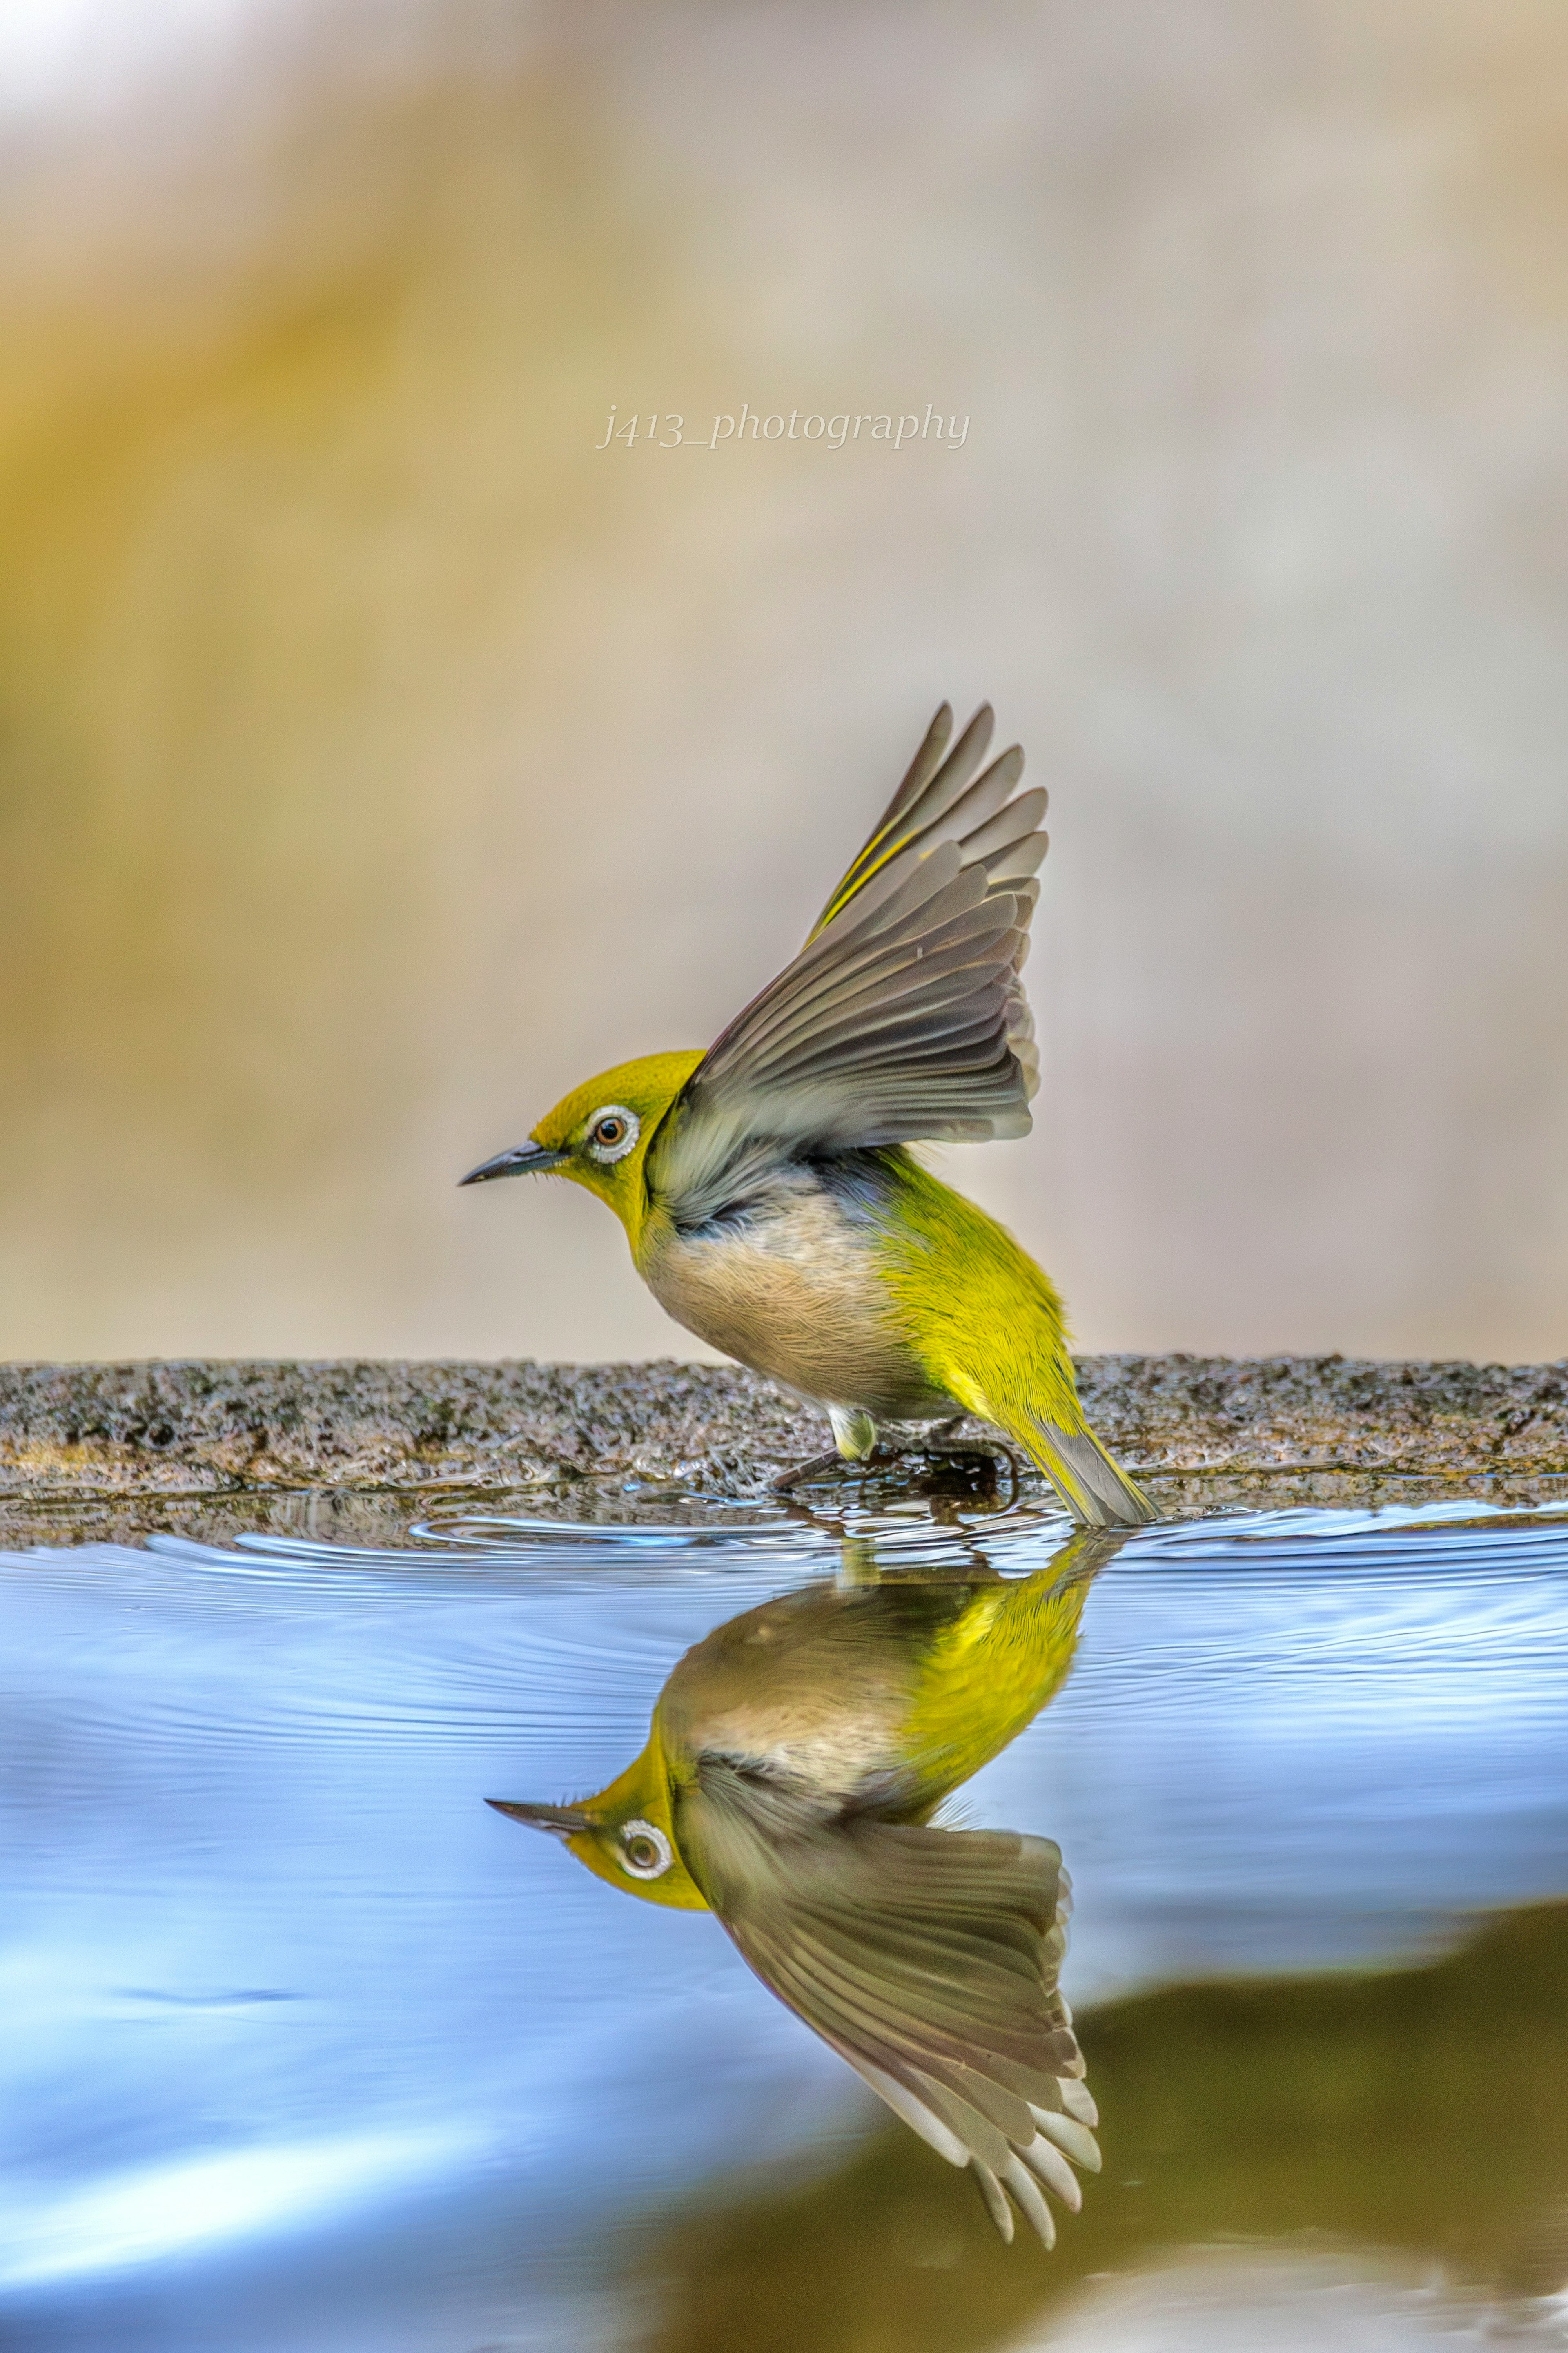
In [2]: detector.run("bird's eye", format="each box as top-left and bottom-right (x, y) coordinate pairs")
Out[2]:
(585, 1105), (640, 1164)
(618, 1818), (672, 1879)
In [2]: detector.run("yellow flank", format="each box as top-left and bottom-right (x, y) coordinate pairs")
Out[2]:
(875, 1152), (1153, 1525)
(875, 1150), (1084, 1432)
(896, 1567), (1092, 1804)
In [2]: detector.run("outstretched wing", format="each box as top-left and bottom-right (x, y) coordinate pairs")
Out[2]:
(677, 1765), (1098, 2248)
(649, 705), (1047, 1221)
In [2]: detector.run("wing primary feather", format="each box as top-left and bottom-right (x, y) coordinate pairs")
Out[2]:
(982, 839), (1048, 886)
(1019, 2133), (1082, 2210)
(798, 841), (987, 975)
(826, 744), (1034, 942)
(1060, 2079), (1099, 2128)
(900, 2070), (1016, 2176)
(883, 704), (996, 845)
(961, 785), (1047, 864)
(973, 2163), (1016, 2243)
(851, 2056), (971, 2167)
(928, 747), (1028, 848)
(810, 703), (964, 935)
(1001, 2156), (1058, 2249)
(909, 2054), (1043, 2148)
(878, 703), (955, 826)
(808, 708), (997, 941)
(1031, 2110), (1102, 2172)
(811, 725), (1014, 945)
(758, 1952), (1020, 2175)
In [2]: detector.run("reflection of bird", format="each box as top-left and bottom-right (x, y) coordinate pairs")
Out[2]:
(461, 704), (1153, 1526)
(491, 1539), (1114, 2245)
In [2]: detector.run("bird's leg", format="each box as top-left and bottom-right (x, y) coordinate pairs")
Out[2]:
(773, 1405), (879, 1492)
(833, 1534), (881, 1591)
(773, 1450), (845, 1492)
(829, 1405), (879, 1461)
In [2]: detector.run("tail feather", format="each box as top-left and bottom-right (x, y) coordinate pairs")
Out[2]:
(1027, 1419), (1157, 1528)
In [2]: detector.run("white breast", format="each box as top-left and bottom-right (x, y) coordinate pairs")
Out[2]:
(639, 1171), (952, 1421)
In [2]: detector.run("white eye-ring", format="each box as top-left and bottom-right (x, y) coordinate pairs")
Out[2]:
(585, 1105), (640, 1164)
(618, 1818), (672, 1879)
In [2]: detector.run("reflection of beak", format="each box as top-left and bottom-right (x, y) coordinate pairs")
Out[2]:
(459, 1142), (568, 1186)
(487, 1798), (594, 1840)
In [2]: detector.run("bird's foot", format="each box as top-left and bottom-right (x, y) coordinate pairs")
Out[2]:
(918, 1421), (1024, 1508)
(773, 1421), (1022, 1511)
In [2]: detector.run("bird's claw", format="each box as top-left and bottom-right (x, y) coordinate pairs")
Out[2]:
(773, 1449), (855, 1492)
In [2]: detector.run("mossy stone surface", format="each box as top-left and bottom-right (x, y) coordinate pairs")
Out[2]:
(1, 1355), (1565, 1516)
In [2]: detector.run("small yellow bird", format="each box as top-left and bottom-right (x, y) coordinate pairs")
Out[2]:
(463, 703), (1153, 1524)
(491, 1537), (1111, 2246)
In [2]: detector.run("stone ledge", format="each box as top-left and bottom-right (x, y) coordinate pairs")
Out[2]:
(1, 1354), (1565, 1500)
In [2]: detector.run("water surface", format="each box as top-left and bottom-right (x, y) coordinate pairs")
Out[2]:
(4, 1483), (1568, 2350)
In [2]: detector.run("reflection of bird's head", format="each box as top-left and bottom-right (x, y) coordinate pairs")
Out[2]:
(458, 1051), (705, 1245)
(487, 1726), (707, 1912)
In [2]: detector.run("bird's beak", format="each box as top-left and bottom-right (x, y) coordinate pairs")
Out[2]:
(487, 1798), (595, 1840)
(459, 1142), (568, 1186)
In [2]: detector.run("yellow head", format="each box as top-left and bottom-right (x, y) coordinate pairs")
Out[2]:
(488, 1725), (708, 1912)
(459, 1050), (704, 1249)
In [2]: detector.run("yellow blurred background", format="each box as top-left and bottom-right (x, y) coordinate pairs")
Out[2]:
(2, 0), (1565, 1365)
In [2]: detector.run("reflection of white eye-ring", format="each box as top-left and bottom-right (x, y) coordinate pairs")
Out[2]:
(619, 1818), (672, 1879)
(586, 1106), (640, 1164)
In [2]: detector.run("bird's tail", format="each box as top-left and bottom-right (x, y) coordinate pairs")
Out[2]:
(1021, 1415), (1157, 1528)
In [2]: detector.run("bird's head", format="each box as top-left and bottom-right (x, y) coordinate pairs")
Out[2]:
(459, 1049), (705, 1244)
(488, 1729), (708, 1911)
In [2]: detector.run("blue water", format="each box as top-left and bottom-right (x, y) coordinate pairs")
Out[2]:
(3, 1494), (1568, 2350)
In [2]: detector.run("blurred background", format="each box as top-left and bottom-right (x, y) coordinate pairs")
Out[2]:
(1, 0), (1565, 1366)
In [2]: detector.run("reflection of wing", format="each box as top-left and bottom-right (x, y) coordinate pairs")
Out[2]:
(679, 1764), (1098, 2247)
(650, 705), (1047, 1220)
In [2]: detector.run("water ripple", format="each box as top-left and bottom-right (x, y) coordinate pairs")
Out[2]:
(3, 1494), (1567, 2347)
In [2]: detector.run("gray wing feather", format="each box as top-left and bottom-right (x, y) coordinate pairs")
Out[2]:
(677, 1764), (1097, 2248)
(820, 702), (994, 910)
(650, 704), (1047, 1219)
(868, 700), (962, 839)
